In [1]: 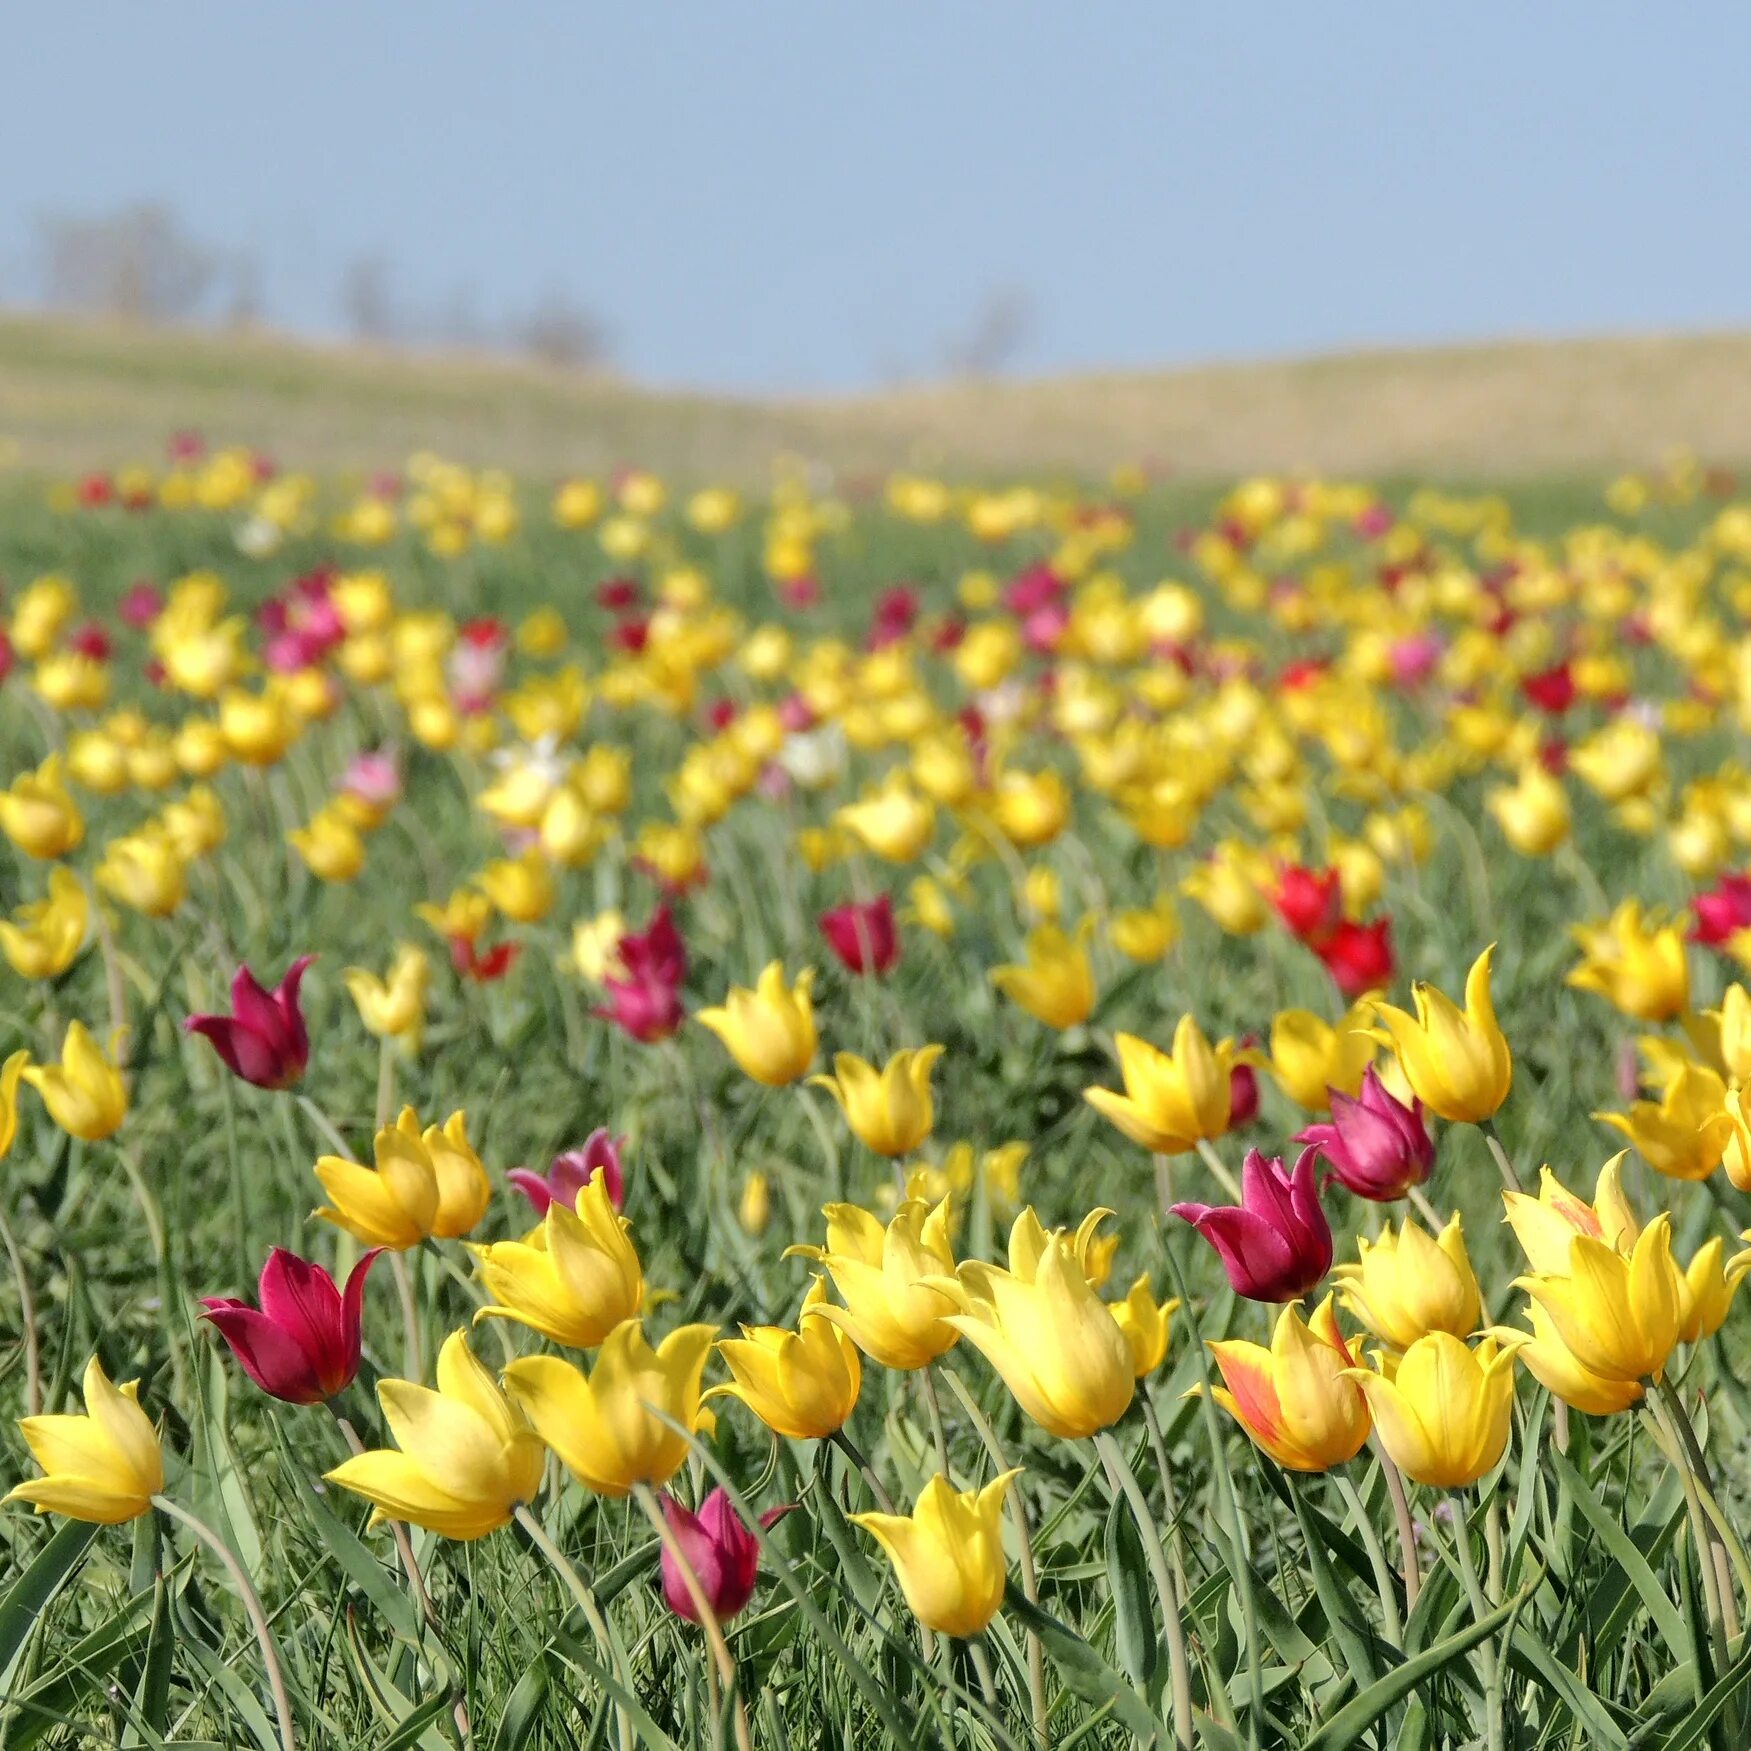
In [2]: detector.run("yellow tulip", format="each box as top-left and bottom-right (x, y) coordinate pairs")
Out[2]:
(475, 848), (554, 924)
(1726, 1084), (1751, 1193)
(1677, 1236), (1751, 1344)
(852, 1471), (1018, 1638)
(158, 785), (227, 860)
(1567, 902), (1690, 1022)
(787, 1198), (959, 1369)
(1516, 1212), (1685, 1383)
(989, 768), (1070, 848)
(1181, 843), (1270, 934)
(697, 963), (818, 1086)
(219, 686), (297, 766)
(1492, 1302), (1642, 1416)
(471, 1168), (643, 1346)
(0, 754), (85, 859)
(709, 1277), (863, 1439)
(325, 1331), (544, 1539)
(1596, 1061), (1733, 1182)
(502, 1319), (717, 1497)
(1268, 1002), (1376, 1112)
(810, 1046), (944, 1157)
(1110, 1275), (1178, 1376)
(1345, 1334), (1520, 1488)
(315, 1106), (489, 1248)
(1108, 895), (1179, 962)
(0, 867), (88, 978)
(344, 945), (430, 1053)
(23, 1021), (128, 1141)
(1335, 1214), (1481, 1351)
(836, 774), (936, 863)
(289, 805), (366, 883)
(934, 1210), (1134, 1438)
(95, 826), (186, 918)
(1710, 983), (1751, 1082)
(1083, 1017), (1236, 1155)
(0, 1049), (27, 1156)
(738, 1169), (772, 1235)
(1502, 1156), (1640, 1273)
(990, 924), (1096, 1030)
(5, 1356), (163, 1523)
(1486, 764), (1570, 855)
(1369, 946), (1512, 1123)
(571, 910), (628, 983)
(1205, 1295), (1371, 1472)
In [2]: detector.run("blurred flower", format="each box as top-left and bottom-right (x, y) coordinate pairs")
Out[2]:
(1268, 1002), (1376, 1111)
(1317, 918), (1396, 1000)
(507, 1129), (625, 1215)
(0, 867), (89, 979)
(185, 957), (313, 1090)
(344, 944), (430, 1054)
(1568, 901), (1689, 1022)
(1110, 1275), (1178, 1376)
(0, 754), (85, 859)
(1596, 1059), (1733, 1182)
(990, 923), (1096, 1029)
(819, 894), (900, 975)
(810, 1046), (944, 1156)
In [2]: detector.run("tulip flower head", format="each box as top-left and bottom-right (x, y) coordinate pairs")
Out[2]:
(185, 956), (313, 1090)
(201, 1246), (379, 1404)
(1345, 1333), (1521, 1488)
(0, 867), (89, 980)
(0, 1049), (27, 1157)
(23, 1021), (128, 1141)
(1369, 946), (1512, 1123)
(0, 753), (85, 859)
(1272, 863), (1343, 943)
(1502, 1156), (1640, 1274)
(810, 1045), (944, 1157)
(660, 1489), (796, 1625)
(1335, 1213), (1480, 1350)
(819, 894), (900, 975)
(1084, 1016), (1239, 1155)
(989, 922), (1097, 1030)
(696, 962), (818, 1086)
(325, 1331), (544, 1538)
(1205, 1294), (1371, 1471)
(1567, 901), (1690, 1022)
(503, 1319), (717, 1497)
(1110, 1275), (1178, 1376)
(1173, 1147), (1333, 1304)
(315, 1106), (491, 1249)
(595, 905), (688, 1043)
(1296, 1064), (1434, 1201)
(5, 1356), (164, 1523)
(852, 1471), (1018, 1638)
(1317, 918), (1397, 1001)
(344, 944), (431, 1055)
(711, 1276), (863, 1439)
(1269, 1002), (1377, 1111)
(507, 1128), (626, 1215)
(1596, 1058), (1733, 1182)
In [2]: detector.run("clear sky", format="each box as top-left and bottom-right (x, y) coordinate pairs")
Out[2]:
(3, 3), (1750, 392)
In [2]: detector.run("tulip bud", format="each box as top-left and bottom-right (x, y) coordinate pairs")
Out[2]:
(1296, 1065), (1434, 1201)
(202, 1247), (379, 1404)
(659, 1489), (795, 1624)
(185, 956), (314, 1090)
(1173, 1147), (1332, 1303)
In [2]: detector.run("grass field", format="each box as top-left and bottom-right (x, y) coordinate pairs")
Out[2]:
(4, 418), (1751, 1748)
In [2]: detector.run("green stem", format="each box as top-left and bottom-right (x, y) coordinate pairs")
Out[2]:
(1332, 1470), (1402, 1645)
(1448, 1492), (1502, 1751)
(1477, 1117), (1522, 1193)
(1194, 1137), (1244, 1202)
(1374, 1441), (1422, 1611)
(0, 1198), (41, 1415)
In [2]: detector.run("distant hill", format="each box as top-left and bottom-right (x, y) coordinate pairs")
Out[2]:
(3, 314), (1748, 482)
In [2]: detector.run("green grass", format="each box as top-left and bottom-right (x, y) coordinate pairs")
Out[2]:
(2, 468), (1751, 1747)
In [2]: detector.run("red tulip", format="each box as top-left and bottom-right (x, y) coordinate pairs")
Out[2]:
(1521, 662), (1576, 714)
(1317, 918), (1395, 999)
(508, 1129), (626, 1215)
(1272, 865), (1342, 944)
(1692, 874), (1751, 947)
(185, 957), (314, 1090)
(1229, 1037), (1261, 1129)
(660, 1489), (794, 1624)
(201, 1247), (379, 1404)
(819, 894), (900, 976)
(1173, 1147), (1332, 1303)
(596, 907), (687, 1041)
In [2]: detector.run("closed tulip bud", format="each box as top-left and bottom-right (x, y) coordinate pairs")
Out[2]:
(1268, 1002), (1376, 1111)
(1344, 1333), (1521, 1488)
(185, 956), (313, 1089)
(1567, 901), (1690, 1022)
(737, 1169), (771, 1236)
(23, 1021), (128, 1141)
(810, 1045), (944, 1157)
(507, 1128), (626, 1215)
(1596, 1061), (1734, 1182)
(1369, 946), (1512, 1123)
(344, 944), (431, 1054)
(1516, 1213), (1686, 1383)
(786, 1197), (959, 1369)
(5, 1356), (164, 1523)
(1174, 1147), (1333, 1303)
(290, 805), (366, 883)
(1110, 1275), (1178, 1376)
(990, 923), (1096, 1030)
(502, 1319), (717, 1497)
(95, 825), (187, 917)
(1502, 1156), (1640, 1273)
(1336, 1213), (1480, 1350)
(1083, 1016), (1240, 1155)
(1271, 864), (1343, 943)
(660, 1489), (795, 1625)
(475, 848), (554, 924)
(325, 1331), (545, 1539)
(711, 1277), (862, 1439)
(697, 963), (818, 1086)
(1487, 763), (1570, 855)
(1205, 1294), (1371, 1471)
(819, 894), (901, 975)
(1296, 1064), (1434, 1201)
(852, 1471), (1018, 1638)
(201, 1247), (380, 1404)
(471, 1166), (643, 1346)
(0, 754), (85, 859)
(0, 867), (89, 979)
(934, 1210), (1135, 1437)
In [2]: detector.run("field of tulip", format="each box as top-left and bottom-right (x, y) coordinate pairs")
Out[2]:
(7, 444), (1751, 1750)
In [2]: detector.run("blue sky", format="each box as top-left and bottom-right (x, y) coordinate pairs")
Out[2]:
(3, 4), (1749, 391)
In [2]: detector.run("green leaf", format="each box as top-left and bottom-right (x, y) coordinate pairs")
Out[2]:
(1549, 1447), (1686, 1652)
(1104, 1492), (1161, 1691)
(296, 1470), (423, 1642)
(121, 1575), (175, 1750)
(0, 1518), (98, 1683)
(1661, 1634), (1751, 1751)
(488, 1650), (550, 1751)
(6, 1589), (158, 1751)
(1005, 1583), (1169, 1746)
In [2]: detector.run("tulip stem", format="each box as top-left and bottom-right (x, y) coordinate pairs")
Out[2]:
(374, 1032), (396, 1132)
(1477, 1118), (1522, 1193)
(968, 1636), (999, 1709)
(332, 1412), (437, 1625)
(1653, 1375), (1748, 1636)
(511, 1503), (634, 1751)
(1093, 1429), (1194, 1751)
(829, 1428), (895, 1513)
(1194, 1138), (1244, 1203)
(388, 1249), (423, 1380)
(1447, 1493), (1502, 1751)
(1139, 1394), (1191, 1601)
(1374, 1442), (1422, 1610)
(630, 1483), (751, 1751)
(1406, 1185), (1446, 1236)
(153, 1494), (296, 1751)
(0, 1198), (41, 1415)
(919, 1365), (954, 1478)
(1332, 1470), (1402, 1645)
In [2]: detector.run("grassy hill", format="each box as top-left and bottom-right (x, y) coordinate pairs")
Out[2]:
(4, 313), (1751, 482)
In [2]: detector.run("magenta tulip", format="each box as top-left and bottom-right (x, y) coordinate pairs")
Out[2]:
(201, 1247), (379, 1404)
(508, 1129), (626, 1215)
(660, 1489), (794, 1624)
(1172, 1147), (1332, 1302)
(185, 956), (314, 1089)
(1296, 1066), (1434, 1202)
(819, 894), (900, 976)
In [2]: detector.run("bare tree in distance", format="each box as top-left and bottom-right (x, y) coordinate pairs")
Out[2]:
(514, 288), (608, 372)
(38, 203), (217, 323)
(339, 256), (397, 343)
(943, 286), (1035, 379)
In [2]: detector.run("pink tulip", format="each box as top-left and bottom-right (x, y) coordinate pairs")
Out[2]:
(819, 894), (900, 976)
(201, 1247), (379, 1404)
(660, 1489), (794, 1624)
(1173, 1147), (1331, 1302)
(508, 1130), (626, 1215)
(185, 957), (314, 1090)
(1295, 1066), (1433, 1202)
